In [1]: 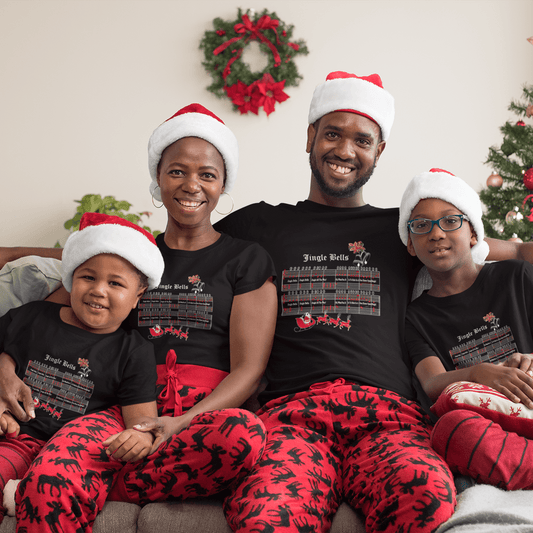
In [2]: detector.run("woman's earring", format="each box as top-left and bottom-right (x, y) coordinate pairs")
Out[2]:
(215, 192), (234, 216)
(151, 186), (164, 209)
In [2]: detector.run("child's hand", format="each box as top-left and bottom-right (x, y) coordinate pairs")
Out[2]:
(502, 352), (533, 377)
(103, 428), (154, 462)
(471, 362), (533, 408)
(0, 412), (20, 438)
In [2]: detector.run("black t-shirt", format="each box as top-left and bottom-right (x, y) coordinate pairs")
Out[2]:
(0, 301), (157, 440)
(406, 260), (533, 371)
(215, 200), (419, 403)
(127, 232), (276, 371)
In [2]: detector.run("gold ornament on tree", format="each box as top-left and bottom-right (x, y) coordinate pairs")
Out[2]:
(486, 172), (503, 188)
(508, 233), (523, 243)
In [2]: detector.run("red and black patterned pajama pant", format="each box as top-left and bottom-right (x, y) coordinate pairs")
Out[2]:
(0, 435), (44, 524)
(224, 379), (457, 533)
(431, 409), (533, 490)
(14, 405), (266, 533)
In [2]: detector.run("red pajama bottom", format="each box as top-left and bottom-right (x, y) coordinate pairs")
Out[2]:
(15, 405), (266, 533)
(224, 380), (456, 533)
(0, 434), (45, 524)
(431, 409), (533, 490)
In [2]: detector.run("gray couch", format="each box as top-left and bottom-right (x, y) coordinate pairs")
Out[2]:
(0, 499), (366, 533)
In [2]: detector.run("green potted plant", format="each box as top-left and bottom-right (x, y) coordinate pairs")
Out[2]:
(55, 194), (161, 247)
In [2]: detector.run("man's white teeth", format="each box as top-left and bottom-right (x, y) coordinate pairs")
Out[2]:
(328, 163), (352, 174)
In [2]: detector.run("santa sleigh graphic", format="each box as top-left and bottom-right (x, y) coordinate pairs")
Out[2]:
(294, 313), (351, 333)
(294, 313), (316, 332)
(149, 324), (189, 341)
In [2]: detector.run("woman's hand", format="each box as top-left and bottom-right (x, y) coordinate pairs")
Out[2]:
(133, 416), (190, 454)
(0, 352), (35, 421)
(0, 412), (20, 438)
(470, 362), (533, 408)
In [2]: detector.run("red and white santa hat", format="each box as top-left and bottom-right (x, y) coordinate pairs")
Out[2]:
(308, 71), (395, 141)
(148, 103), (239, 202)
(398, 168), (490, 264)
(61, 212), (165, 292)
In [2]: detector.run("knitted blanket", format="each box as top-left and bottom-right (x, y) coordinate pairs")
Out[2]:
(437, 485), (533, 533)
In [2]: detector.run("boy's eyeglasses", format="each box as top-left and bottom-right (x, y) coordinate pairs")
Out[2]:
(407, 214), (470, 235)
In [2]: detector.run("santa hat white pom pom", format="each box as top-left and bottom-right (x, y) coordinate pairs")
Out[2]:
(148, 103), (239, 201)
(398, 168), (490, 264)
(61, 213), (165, 292)
(308, 71), (395, 141)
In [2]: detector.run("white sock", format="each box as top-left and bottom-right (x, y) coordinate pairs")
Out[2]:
(3, 479), (20, 516)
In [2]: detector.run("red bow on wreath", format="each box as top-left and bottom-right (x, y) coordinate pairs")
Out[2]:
(214, 14), (282, 79)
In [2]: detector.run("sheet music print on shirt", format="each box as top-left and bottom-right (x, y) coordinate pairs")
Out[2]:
(23, 358), (94, 420)
(282, 240), (381, 332)
(138, 275), (213, 341)
(450, 311), (518, 369)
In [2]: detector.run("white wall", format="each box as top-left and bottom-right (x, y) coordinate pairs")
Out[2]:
(1, 0), (532, 246)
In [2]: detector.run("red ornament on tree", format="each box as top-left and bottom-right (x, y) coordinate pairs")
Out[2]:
(486, 173), (503, 188)
(523, 168), (533, 190)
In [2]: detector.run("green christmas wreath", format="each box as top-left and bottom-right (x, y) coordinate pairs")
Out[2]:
(199, 8), (309, 116)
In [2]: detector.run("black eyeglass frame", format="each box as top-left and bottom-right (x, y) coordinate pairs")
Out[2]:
(407, 214), (470, 235)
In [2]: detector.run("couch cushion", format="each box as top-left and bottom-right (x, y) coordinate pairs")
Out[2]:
(331, 503), (367, 533)
(93, 502), (141, 533)
(0, 502), (140, 533)
(136, 499), (366, 533)
(138, 499), (232, 533)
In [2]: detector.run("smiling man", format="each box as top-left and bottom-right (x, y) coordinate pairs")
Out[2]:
(215, 71), (458, 533)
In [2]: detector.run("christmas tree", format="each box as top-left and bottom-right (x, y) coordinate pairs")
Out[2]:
(479, 84), (533, 242)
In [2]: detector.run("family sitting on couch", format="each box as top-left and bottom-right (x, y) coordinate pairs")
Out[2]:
(2, 70), (533, 533)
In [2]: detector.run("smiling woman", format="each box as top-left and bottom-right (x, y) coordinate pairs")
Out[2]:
(0, 103), (278, 533)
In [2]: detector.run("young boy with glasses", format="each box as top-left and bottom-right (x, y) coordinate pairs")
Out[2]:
(399, 168), (533, 490)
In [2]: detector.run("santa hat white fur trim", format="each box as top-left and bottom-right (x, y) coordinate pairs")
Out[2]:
(61, 222), (165, 292)
(398, 170), (490, 264)
(148, 110), (239, 201)
(308, 76), (395, 141)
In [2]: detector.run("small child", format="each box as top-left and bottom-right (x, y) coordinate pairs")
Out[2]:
(0, 212), (165, 520)
(398, 168), (533, 490)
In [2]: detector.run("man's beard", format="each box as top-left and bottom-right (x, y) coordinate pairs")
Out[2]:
(309, 150), (377, 199)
